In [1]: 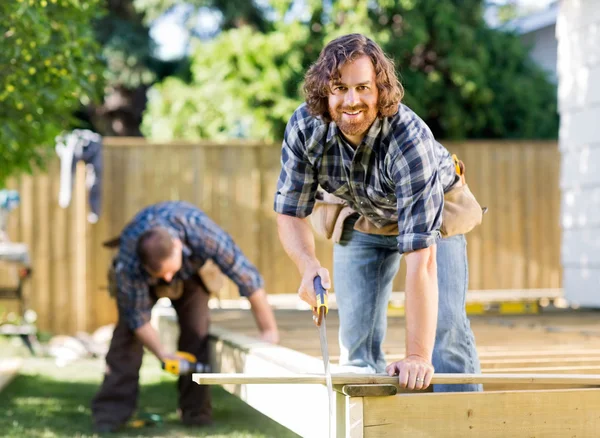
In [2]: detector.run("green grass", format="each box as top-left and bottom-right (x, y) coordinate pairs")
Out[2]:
(0, 339), (299, 438)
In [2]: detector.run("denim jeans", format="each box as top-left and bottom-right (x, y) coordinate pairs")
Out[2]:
(334, 217), (482, 392)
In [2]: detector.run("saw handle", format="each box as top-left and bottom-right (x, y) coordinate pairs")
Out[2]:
(313, 275), (328, 326)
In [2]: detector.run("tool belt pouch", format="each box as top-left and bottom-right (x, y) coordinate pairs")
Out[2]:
(197, 259), (224, 296)
(440, 157), (485, 238)
(440, 181), (483, 238)
(310, 190), (357, 243)
(154, 281), (184, 300)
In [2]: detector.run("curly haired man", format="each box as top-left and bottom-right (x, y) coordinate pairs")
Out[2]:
(274, 34), (482, 392)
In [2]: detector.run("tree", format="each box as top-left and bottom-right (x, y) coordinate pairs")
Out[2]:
(142, 0), (558, 141)
(0, 0), (105, 187)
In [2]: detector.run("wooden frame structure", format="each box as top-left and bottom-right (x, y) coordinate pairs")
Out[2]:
(154, 306), (600, 437)
(194, 321), (600, 437)
(196, 373), (600, 437)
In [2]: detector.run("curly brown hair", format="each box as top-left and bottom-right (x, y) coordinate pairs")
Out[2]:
(303, 34), (404, 122)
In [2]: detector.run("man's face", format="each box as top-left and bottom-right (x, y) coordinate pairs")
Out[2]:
(146, 239), (183, 282)
(328, 55), (379, 146)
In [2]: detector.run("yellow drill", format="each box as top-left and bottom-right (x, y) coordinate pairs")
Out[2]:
(162, 351), (211, 376)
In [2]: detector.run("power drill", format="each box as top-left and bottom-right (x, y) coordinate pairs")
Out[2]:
(162, 351), (211, 376)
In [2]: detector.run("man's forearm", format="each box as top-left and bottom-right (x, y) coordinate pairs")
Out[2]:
(404, 246), (438, 361)
(276, 214), (319, 273)
(248, 288), (278, 333)
(135, 322), (168, 361)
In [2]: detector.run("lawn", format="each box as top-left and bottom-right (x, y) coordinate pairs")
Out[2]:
(0, 339), (300, 438)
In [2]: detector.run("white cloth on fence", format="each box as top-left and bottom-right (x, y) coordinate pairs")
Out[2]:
(55, 129), (103, 223)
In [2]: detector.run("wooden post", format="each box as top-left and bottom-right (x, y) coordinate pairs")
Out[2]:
(336, 391), (363, 438)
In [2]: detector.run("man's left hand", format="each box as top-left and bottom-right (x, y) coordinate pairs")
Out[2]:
(386, 355), (434, 390)
(259, 329), (280, 344)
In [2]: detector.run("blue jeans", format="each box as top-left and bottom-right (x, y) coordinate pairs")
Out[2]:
(334, 217), (482, 392)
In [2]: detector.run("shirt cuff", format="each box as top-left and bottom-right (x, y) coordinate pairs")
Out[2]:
(122, 308), (151, 331)
(237, 278), (264, 298)
(396, 231), (440, 254)
(273, 192), (314, 218)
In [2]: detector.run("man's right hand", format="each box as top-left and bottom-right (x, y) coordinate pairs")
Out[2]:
(299, 265), (331, 308)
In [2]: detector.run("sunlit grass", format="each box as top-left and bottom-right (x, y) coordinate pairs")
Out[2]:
(0, 339), (299, 438)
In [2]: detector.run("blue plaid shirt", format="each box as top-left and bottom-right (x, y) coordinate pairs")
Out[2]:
(114, 201), (264, 330)
(274, 103), (458, 254)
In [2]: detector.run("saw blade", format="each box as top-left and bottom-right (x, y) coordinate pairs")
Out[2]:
(318, 308), (334, 438)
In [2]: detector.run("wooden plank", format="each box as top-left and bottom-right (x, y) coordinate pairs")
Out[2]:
(33, 172), (51, 330)
(73, 162), (87, 332)
(507, 142), (524, 288)
(50, 159), (69, 334)
(362, 388), (600, 438)
(336, 393), (363, 438)
(481, 356), (600, 368)
(18, 176), (33, 315)
(193, 372), (600, 386)
(524, 144), (539, 289)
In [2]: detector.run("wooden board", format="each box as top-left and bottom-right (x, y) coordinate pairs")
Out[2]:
(193, 372), (600, 386)
(362, 388), (600, 438)
(180, 309), (600, 438)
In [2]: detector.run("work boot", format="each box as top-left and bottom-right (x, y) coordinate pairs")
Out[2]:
(181, 411), (213, 427)
(92, 422), (121, 434)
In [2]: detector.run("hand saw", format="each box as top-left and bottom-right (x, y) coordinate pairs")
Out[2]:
(314, 276), (333, 438)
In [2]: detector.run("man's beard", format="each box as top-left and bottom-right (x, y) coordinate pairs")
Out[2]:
(330, 104), (378, 138)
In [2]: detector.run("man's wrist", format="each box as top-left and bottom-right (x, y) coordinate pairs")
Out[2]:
(299, 258), (320, 275)
(406, 353), (432, 363)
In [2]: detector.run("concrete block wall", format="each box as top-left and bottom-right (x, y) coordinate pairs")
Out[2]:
(557, 0), (600, 306)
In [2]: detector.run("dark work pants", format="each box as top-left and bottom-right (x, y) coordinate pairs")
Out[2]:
(91, 276), (211, 428)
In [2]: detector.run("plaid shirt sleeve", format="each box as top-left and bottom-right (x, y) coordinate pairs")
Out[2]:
(274, 110), (319, 217)
(391, 134), (444, 254)
(187, 212), (264, 297)
(115, 263), (153, 331)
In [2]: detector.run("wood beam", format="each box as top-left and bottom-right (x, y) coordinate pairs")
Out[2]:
(193, 372), (600, 386)
(336, 393), (363, 438)
(362, 388), (600, 438)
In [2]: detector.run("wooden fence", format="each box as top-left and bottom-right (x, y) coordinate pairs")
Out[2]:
(0, 139), (561, 334)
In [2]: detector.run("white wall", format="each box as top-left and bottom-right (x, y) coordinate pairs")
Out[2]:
(557, 0), (600, 306)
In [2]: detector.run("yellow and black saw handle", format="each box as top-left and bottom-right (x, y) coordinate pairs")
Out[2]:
(313, 275), (329, 327)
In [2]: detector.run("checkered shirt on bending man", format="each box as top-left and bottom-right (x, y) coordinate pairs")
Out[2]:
(274, 103), (458, 254)
(114, 201), (264, 331)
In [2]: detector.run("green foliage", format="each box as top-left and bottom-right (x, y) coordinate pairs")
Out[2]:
(142, 25), (306, 141)
(96, 16), (156, 88)
(142, 0), (558, 141)
(134, 0), (271, 31)
(370, 0), (558, 138)
(0, 0), (105, 187)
